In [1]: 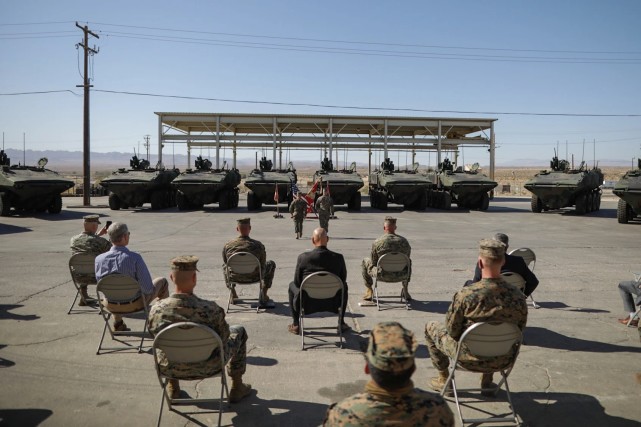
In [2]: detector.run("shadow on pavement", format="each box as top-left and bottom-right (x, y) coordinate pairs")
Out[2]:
(0, 409), (53, 427)
(0, 223), (32, 235)
(0, 305), (40, 321)
(230, 393), (330, 427)
(0, 345), (15, 368)
(536, 302), (609, 313)
(514, 391), (640, 427)
(523, 326), (641, 353)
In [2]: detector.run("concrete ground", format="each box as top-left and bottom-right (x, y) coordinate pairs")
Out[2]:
(0, 194), (639, 427)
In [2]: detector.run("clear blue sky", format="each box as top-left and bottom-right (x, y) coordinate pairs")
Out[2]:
(1, 0), (640, 168)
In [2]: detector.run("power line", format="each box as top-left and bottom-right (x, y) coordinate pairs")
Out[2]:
(0, 90), (80, 96)
(92, 89), (641, 117)
(96, 31), (641, 64)
(88, 21), (641, 56)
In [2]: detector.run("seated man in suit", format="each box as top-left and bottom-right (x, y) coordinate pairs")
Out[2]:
(465, 233), (539, 296)
(287, 227), (349, 335)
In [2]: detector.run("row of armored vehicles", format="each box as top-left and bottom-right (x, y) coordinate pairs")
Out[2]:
(1, 149), (639, 224)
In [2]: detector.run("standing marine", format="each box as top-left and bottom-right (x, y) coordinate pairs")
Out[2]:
(289, 192), (308, 239)
(315, 186), (334, 232)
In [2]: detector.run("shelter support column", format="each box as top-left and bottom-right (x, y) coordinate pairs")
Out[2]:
(490, 121), (495, 180)
(437, 120), (442, 167)
(329, 118), (333, 165)
(157, 114), (163, 167)
(215, 115), (220, 169)
(384, 120), (388, 160)
(233, 131), (237, 169)
(272, 118), (277, 166)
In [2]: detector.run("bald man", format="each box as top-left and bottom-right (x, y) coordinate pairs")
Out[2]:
(287, 228), (349, 335)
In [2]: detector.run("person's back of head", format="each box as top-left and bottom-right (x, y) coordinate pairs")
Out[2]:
(82, 215), (101, 233)
(236, 218), (251, 237)
(478, 238), (506, 278)
(365, 321), (417, 390)
(108, 222), (129, 245)
(311, 227), (328, 248)
(493, 233), (509, 251)
(383, 216), (397, 234)
(169, 255), (199, 294)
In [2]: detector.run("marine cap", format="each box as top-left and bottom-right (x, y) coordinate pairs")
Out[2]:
(384, 216), (397, 225)
(479, 238), (506, 259)
(170, 255), (200, 271)
(83, 215), (101, 224)
(366, 321), (417, 373)
(237, 217), (251, 226)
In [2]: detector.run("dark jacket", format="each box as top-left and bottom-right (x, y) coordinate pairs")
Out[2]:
(470, 254), (539, 296)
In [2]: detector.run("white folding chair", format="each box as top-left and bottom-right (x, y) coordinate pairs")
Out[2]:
(442, 322), (523, 426)
(373, 252), (411, 310)
(153, 322), (229, 427)
(501, 272), (526, 293)
(67, 253), (98, 314)
(509, 247), (540, 309)
(628, 272), (641, 326)
(299, 271), (345, 350)
(96, 274), (150, 354)
(224, 252), (264, 313)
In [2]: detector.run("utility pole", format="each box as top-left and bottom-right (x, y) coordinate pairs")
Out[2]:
(144, 134), (151, 161)
(75, 22), (99, 206)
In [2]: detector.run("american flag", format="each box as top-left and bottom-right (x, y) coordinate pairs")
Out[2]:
(291, 180), (300, 195)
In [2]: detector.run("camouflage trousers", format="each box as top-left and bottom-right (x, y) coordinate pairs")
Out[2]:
(157, 324), (247, 379)
(224, 260), (276, 290)
(425, 321), (516, 373)
(226, 325), (248, 377)
(294, 218), (304, 235)
(361, 257), (412, 289)
(318, 213), (330, 232)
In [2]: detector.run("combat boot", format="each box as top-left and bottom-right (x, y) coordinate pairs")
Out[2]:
(429, 370), (452, 397)
(362, 288), (373, 301)
(79, 286), (91, 306)
(229, 375), (252, 403)
(167, 379), (180, 399)
(480, 372), (498, 397)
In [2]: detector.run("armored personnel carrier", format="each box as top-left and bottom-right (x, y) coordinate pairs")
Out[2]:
(525, 154), (603, 215)
(427, 159), (497, 210)
(312, 158), (364, 211)
(613, 159), (641, 224)
(100, 156), (180, 211)
(244, 157), (296, 211)
(171, 156), (240, 210)
(0, 151), (74, 216)
(368, 158), (432, 211)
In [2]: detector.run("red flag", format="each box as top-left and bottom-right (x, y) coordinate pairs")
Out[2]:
(273, 183), (279, 202)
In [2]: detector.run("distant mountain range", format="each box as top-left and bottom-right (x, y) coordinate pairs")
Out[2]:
(1, 148), (633, 171)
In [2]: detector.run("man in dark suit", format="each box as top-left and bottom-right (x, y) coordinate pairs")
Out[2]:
(287, 227), (349, 335)
(465, 233), (539, 296)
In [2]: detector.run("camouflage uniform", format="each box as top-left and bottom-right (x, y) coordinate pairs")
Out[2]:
(362, 233), (412, 290)
(425, 277), (528, 372)
(324, 322), (454, 427)
(315, 194), (334, 232)
(289, 198), (308, 236)
(222, 236), (275, 290)
(70, 232), (111, 256)
(148, 293), (247, 378)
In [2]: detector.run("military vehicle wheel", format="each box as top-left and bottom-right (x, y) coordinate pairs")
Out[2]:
(247, 191), (260, 210)
(219, 190), (230, 210)
(575, 194), (586, 215)
(348, 192), (362, 211)
(369, 190), (378, 209)
(442, 192), (452, 210)
(233, 190), (239, 208)
(417, 190), (428, 211)
(48, 195), (63, 214)
(151, 191), (164, 210)
(531, 195), (542, 213)
(480, 192), (490, 211)
(379, 192), (388, 210)
(595, 193), (601, 211)
(617, 199), (630, 223)
(0, 193), (11, 216)
(592, 192), (599, 211)
(176, 192), (190, 211)
(108, 193), (121, 210)
(121, 202), (130, 209)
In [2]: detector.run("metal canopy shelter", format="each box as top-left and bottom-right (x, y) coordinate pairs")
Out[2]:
(155, 112), (497, 178)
